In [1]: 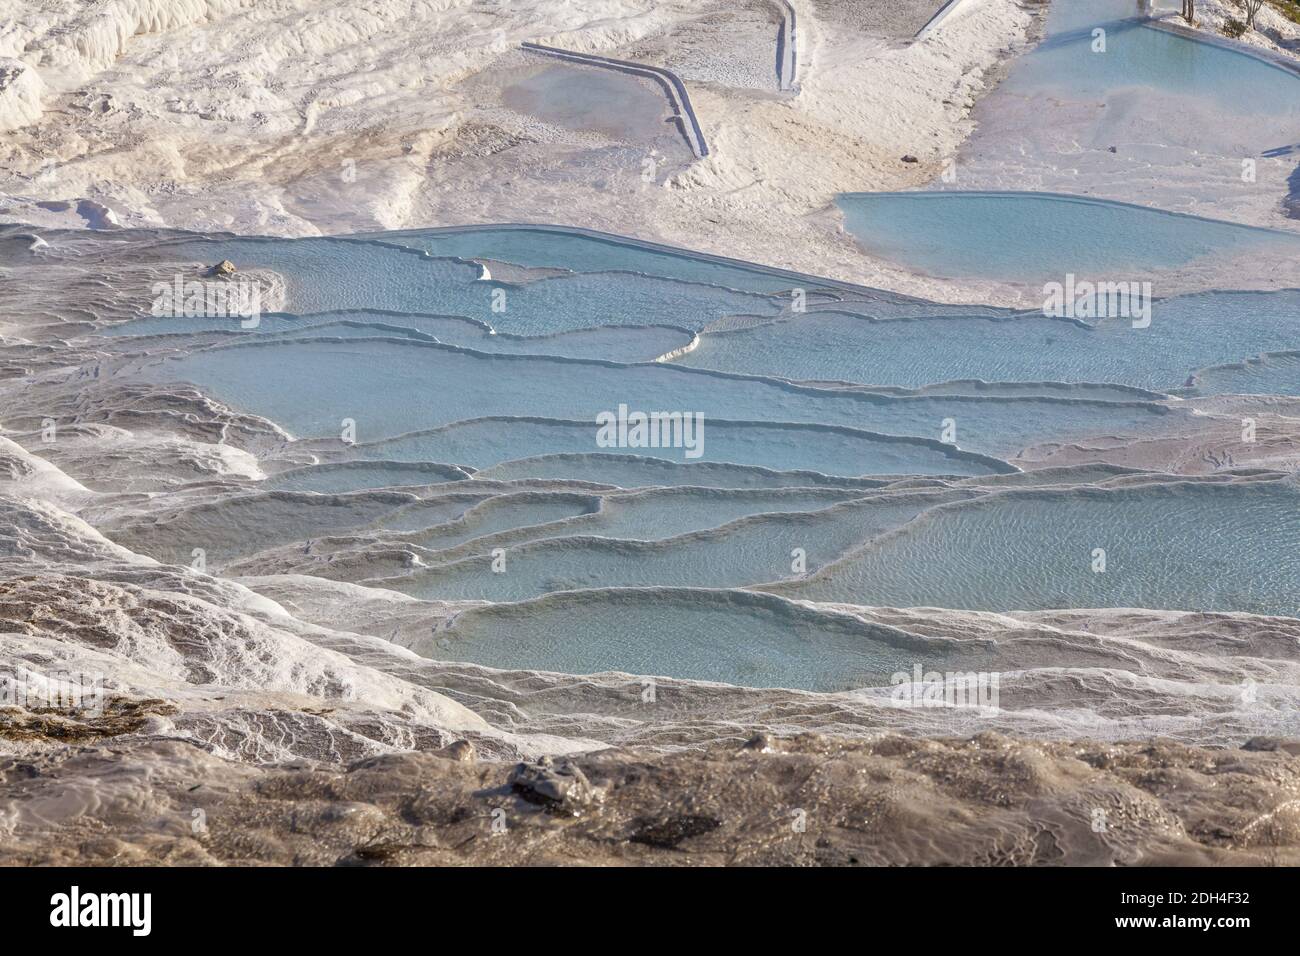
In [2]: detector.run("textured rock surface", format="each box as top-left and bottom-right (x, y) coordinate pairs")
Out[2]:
(4, 2), (1300, 867)
(2, 729), (1298, 866)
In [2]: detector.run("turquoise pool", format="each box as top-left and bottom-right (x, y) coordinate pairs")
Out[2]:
(838, 191), (1300, 283)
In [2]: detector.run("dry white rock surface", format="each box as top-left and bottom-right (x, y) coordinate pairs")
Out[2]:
(0, 0), (1036, 300)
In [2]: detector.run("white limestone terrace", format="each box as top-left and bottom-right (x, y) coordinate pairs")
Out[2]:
(0, 0), (1030, 304)
(5, 1), (1300, 869)
(4, 222), (1300, 774)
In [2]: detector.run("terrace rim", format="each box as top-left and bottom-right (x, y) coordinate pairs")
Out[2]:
(366, 221), (939, 301)
(837, 189), (1300, 239)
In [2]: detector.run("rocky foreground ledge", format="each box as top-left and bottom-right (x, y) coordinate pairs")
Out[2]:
(2, 712), (1298, 866)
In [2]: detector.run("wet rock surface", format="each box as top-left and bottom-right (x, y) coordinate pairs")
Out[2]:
(0, 698), (178, 743)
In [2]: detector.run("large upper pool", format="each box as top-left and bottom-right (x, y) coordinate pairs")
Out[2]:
(838, 0), (1300, 284)
(837, 191), (1300, 283)
(1026, 0), (1300, 117)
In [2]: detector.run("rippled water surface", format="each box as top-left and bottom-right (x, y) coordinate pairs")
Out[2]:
(837, 0), (1300, 283)
(838, 192), (1300, 283)
(84, 2), (1300, 694)
(88, 203), (1297, 692)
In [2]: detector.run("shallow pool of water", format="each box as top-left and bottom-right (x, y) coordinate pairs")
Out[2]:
(838, 191), (1300, 283)
(360, 416), (1010, 477)
(838, 0), (1300, 284)
(139, 336), (1173, 461)
(502, 64), (675, 142)
(423, 589), (929, 691)
(676, 289), (1300, 393)
(780, 478), (1300, 616)
(378, 226), (816, 293)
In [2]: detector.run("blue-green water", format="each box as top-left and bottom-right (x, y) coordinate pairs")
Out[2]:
(104, 211), (1298, 694)
(676, 290), (1300, 393)
(85, 0), (1300, 691)
(838, 0), (1300, 283)
(1023, 0), (1300, 116)
(838, 192), (1300, 283)
(140, 336), (1172, 462)
(373, 226), (822, 293)
(778, 479), (1300, 617)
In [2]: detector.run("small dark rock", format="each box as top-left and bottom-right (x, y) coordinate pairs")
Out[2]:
(338, 842), (405, 865)
(628, 814), (722, 849)
(901, 154), (919, 163)
(508, 756), (594, 810)
(1242, 737), (1300, 756)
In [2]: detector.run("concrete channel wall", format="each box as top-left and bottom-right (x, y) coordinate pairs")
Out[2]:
(777, 0), (798, 92)
(915, 0), (981, 40)
(520, 41), (710, 158)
